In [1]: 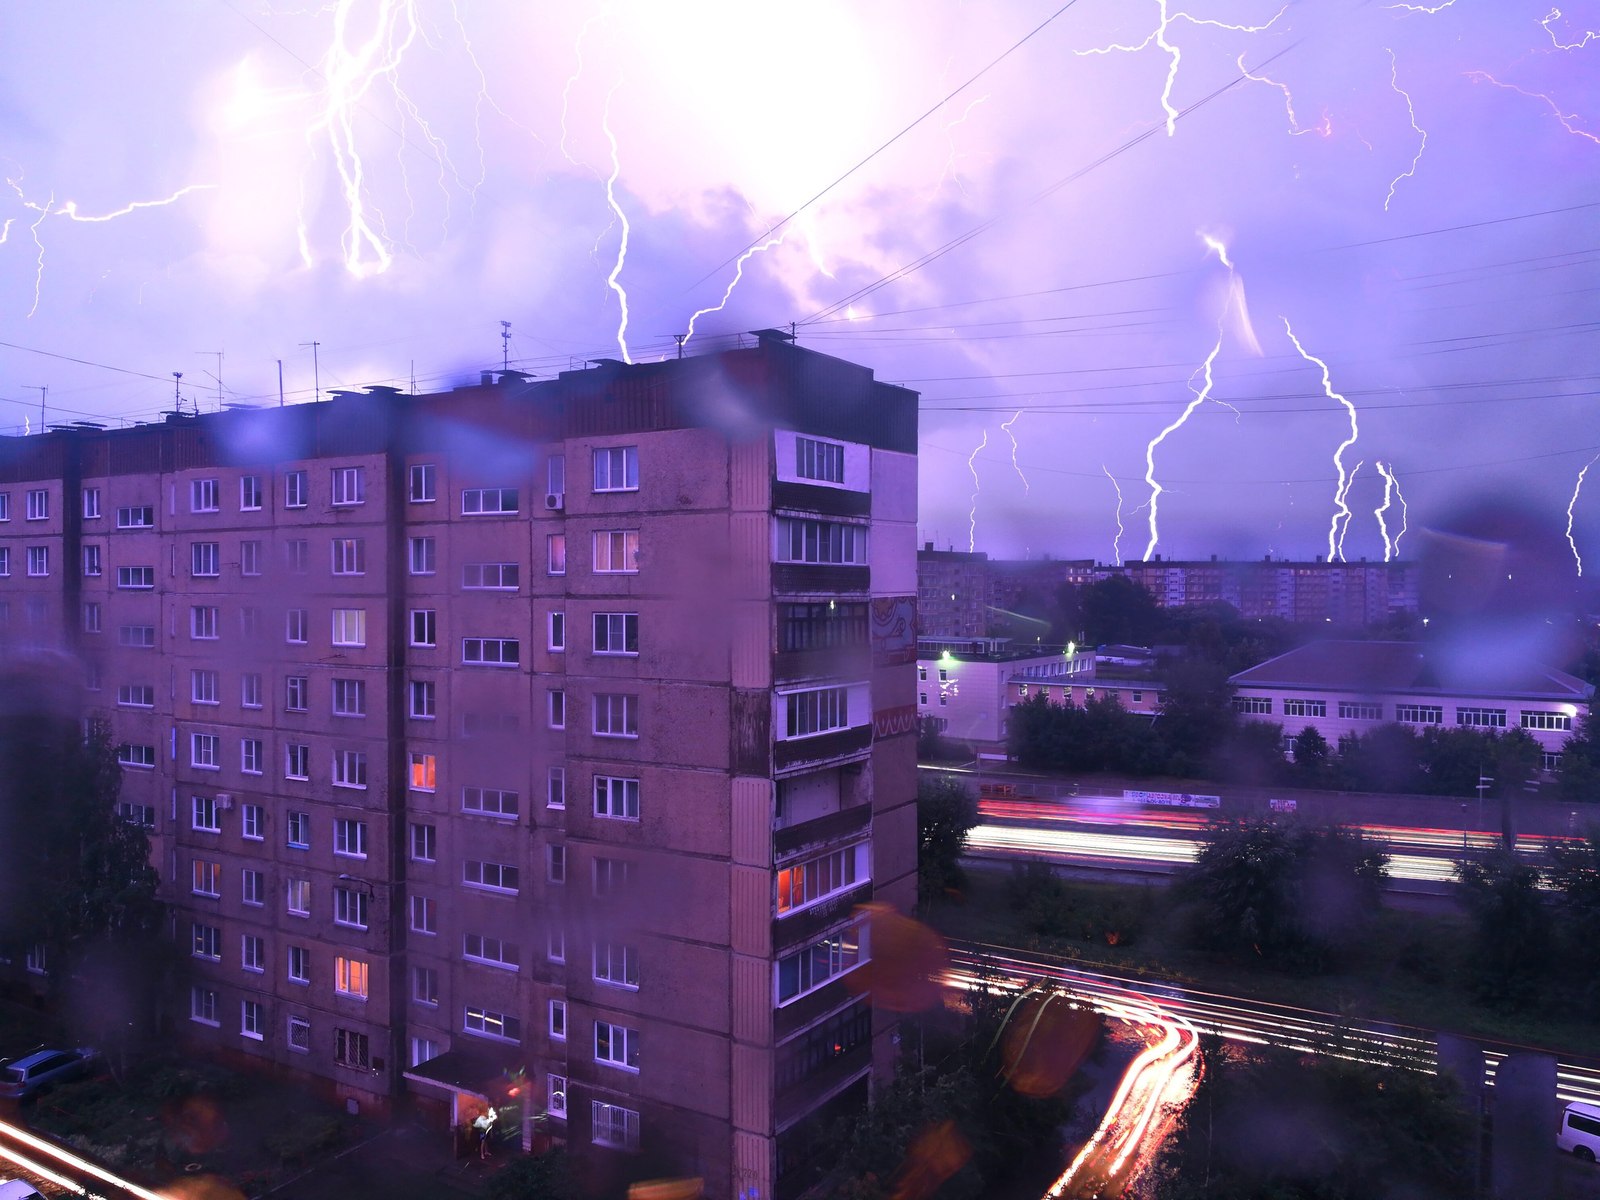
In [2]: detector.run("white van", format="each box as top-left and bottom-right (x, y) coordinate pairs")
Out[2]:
(1559, 1100), (1600, 1162)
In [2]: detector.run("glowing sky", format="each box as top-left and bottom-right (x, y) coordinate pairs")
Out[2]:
(1, 0), (1596, 565)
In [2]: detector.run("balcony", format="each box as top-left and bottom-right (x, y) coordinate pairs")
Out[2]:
(771, 564), (869, 596)
(773, 644), (870, 685)
(773, 481), (871, 519)
(775, 803), (871, 861)
(773, 724), (871, 775)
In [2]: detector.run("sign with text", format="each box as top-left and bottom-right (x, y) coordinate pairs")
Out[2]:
(1124, 789), (1221, 809)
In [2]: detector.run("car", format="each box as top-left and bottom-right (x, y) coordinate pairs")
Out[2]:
(1561, 1100), (1600, 1163)
(0, 1047), (95, 1100)
(0, 1179), (45, 1200)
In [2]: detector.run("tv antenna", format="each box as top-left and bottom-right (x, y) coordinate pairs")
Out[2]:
(500, 321), (511, 372)
(300, 341), (321, 401)
(198, 350), (223, 411)
(172, 372), (185, 412)
(29, 386), (46, 431)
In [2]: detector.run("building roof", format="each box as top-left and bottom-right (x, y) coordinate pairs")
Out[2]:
(1229, 640), (1594, 702)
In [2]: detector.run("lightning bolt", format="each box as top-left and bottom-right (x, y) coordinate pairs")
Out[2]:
(1384, 49), (1428, 211)
(967, 430), (989, 553)
(1567, 454), (1600, 576)
(683, 234), (786, 348)
(935, 94), (990, 194)
(1283, 319), (1361, 564)
(1000, 411), (1030, 494)
(1465, 71), (1600, 144)
(1236, 52), (1331, 136)
(1542, 7), (1600, 49)
(1336, 461), (1363, 561)
(10, 180), (54, 320)
(1384, 0), (1460, 12)
(1073, 2), (1286, 137)
(1374, 462), (1409, 562)
(50, 184), (218, 222)
(1103, 466), (1126, 565)
(560, 9), (608, 166)
(601, 86), (633, 364)
(447, 1), (542, 210)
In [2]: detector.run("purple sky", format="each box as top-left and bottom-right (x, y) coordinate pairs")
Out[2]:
(2, 0), (1596, 568)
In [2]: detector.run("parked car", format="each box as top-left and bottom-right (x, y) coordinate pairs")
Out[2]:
(0, 1047), (96, 1100)
(1561, 1100), (1600, 1163)
(0, 1179), (44, 1200)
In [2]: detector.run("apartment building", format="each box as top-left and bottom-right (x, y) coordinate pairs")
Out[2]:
(0, 332), (919, 1199)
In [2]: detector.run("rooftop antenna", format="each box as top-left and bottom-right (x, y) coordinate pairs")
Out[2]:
(172, 371), (184, 411)
(500, 321), (511, 372)
(277, 359), (285, 407)
(299, 341), (321, 401)
(673, 334), (686, 360)
(29, 386), (46, 432)
(198, 350), (223, 411)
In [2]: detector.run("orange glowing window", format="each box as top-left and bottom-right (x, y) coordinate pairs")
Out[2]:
(410, 753), (437, 792)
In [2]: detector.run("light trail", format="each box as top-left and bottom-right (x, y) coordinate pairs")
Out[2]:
(1001, 411), (1030, 493)
(1103, 465), (1126, 564)
(1568, 453), (1600, 576)
(967, 429), (989, 552)
(0, 1141), (87, 1195)
(0, 1114), (170, 1200)
(1283, 318), (1361, 562)
(600, 86), (633, 364)
(1465, 70), (1600, 145)
(1384, 49), (1429, 210)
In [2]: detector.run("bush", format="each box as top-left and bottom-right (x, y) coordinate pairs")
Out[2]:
(263, 1113), (348, 1164)
(486, 1148), (578, 1200)
(1005, 862), (1149, 946)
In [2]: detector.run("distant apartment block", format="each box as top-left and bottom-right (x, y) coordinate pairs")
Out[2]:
(0, 332), (919, 1200)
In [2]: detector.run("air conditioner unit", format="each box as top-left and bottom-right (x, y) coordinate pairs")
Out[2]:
(544, 492), (565, 511)
(215, 793), (234, 810)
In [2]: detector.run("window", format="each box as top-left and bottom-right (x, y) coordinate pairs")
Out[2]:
(285, 676), (308, 712)
(25, 489), (48, 521)
(410, 895), (437, 934)
(462, 637), (520, 667)
(465, 1007), (521, 1042)
(192, 794), (221, 833)
(410, 822), (437, 862)
(592, 446), (639, 492)
(408, 752), (437, 792)
(593, 612), (639, 656)
(547, 845), (566, 884)
(409, 536), (436, 575)
(548, 689), (565, 730)
(776, 517), (868, 565)
(462, 562), (519, 590)
(548, 1075), (568, 1120)
(285, 743), (310, 780)
(242, 672), (263, 709)
(591, 1102), (640, 1150)
(463, 860), (519, 894)
(241, 933), (264, 970)
(240, 539), (262, 576)
(778, 844), (866, 915)
(331, 538), (365, 576)
(776, 1005), (873, 1094)
(334, 749), (368, 789)
(593, 693), (638, 738)
(1338, 701), (1383, 721)
(780, 602), (868, 652)
(548, 612), (565, 651)
(592, 530), (639, 574)
(593, 942), (639, 990)
(1282, 698), (1326, 718)
(190, 986), (220, 1027)
(1522, 711), (1573, 732)
(241, 1000), (265, 1041)
(286, 608), (308, 644)
(1543, 751), (1563, 772)
(1396, 703), (1443, 725)
(192, 669), (219, 705)
(118, 565), (155, 589)
(191, 605), (219, 640)
(463, 786), (518, 818)
(82, 544), (102, 577)
(24, 945), (46, 975)
(242, 869), (265, 906)
(331, 466), (365, 506)
(594, 775), (640, 821)
(241, 738), (263, 774)
(334, 957), (370, 999)
(288, 1016), (310, 1053)
(192, 859), (221, 897)
(776, 923), (866, 1004)
(461, 487), (519, 514)
(191, 541), (220, 577)
(334, 818), (368, 858)
(190, 479), (220, 513)
(548, 454), (566, 494)
(25, 546), (47, 577)
(785, 687), (850, 738)
(117, 743), (156, 768)
(409, 680), (436, 719)
(1232, 696), (1273, 715)
(287, 811), (310, 849)
(285, 539), (308, 573)
(0, 494), (7, 521)
(0, 548), (8, 577)
(117, 684), (155, 709)
(335, 887), (370, 929)
(287, 879), (311, 917)
(117, 505), (155, 529)
(1457, 707), (1508, 728)
(334, 1028), (370, 1069)
(241, 804), (264, 841)
(594, 1021), (639, 1070)
(409, 463), (436, 503)
(412, 966), (439, 1006)
(192, 922), (222, 961)
(547, 767), (566, 810)
(82, 487), (102, 519)
(463, 933), (520, 970)
(284, 470), (308, 508)
(332, 678), (367, 717)
(411, 609), (437, 646)
(240, 475), (262, 510)
(241, 607), (261, 637)
(547, 533), (566, 576)
(191, 733), (221, 769)
(549, 999), (567, 1041)
(288, 946), (311, 984)
(548, 928), (565, 963)
(119, 624), (156, 648)
(796, 435), (846, 483)
(592, 857), (635, 898)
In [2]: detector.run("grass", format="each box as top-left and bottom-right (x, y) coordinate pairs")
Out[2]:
(933, 865), (1600, 1059)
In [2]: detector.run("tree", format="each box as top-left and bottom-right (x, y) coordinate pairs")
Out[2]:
(485, 1149), (578, 1200)
(1071, 576), (1164, 647)
(1153, 660), (1237, 777)
(917, 776), (979, 906)
(1454, 848), (1550, 1007)
(1546, 827), (1600, 997)
(1290, 726), (1332, 786)
(1557, 709), (1600, 802)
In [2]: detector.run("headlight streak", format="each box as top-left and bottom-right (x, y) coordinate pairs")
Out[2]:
(0, 1114), (170, 1199)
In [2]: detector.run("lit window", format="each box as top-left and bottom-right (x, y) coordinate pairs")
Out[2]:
(410, 752), (437, 792)
(192, 859), (221, 897)
(547, 534), (566, 575)
(592, 530), (639, 573)
(334, 957), (370, 999)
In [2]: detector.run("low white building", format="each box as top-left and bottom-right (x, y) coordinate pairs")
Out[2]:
(916, 637), (1088, 755)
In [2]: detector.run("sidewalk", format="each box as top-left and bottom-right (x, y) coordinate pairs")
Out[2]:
(260, 1119), (502, 1200)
